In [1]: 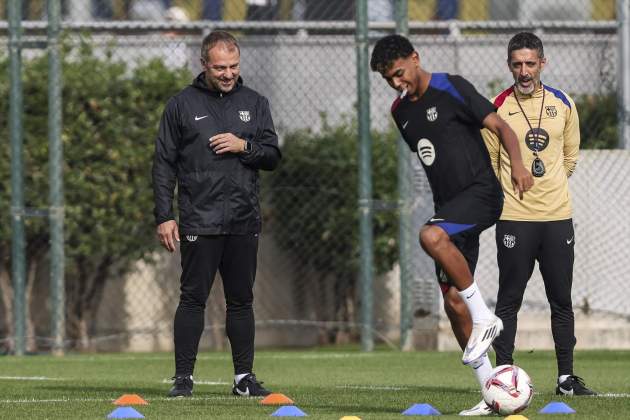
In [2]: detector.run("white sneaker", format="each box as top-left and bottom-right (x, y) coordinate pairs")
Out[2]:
(459, 400), (494, 416)
(462, 315), (503, 365)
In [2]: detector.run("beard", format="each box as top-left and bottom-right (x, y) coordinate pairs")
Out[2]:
(206, 73), (236, 93)
(515, 78), (536, 95)
(214, 79), (235, 92)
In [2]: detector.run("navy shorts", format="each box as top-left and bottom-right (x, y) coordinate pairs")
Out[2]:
(427, 183), (503, 293)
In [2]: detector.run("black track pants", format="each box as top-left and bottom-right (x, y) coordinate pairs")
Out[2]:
(493, 219), (577, 376)
(174, 234), (258, 376)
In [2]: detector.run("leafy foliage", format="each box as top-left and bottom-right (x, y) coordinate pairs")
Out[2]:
(267, 116), (400, 282)
(574, 93), (619, 149)
(0, 39), (191, 348)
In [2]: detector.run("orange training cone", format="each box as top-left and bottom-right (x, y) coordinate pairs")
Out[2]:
(113, 394), (149, 405)
(260, 393), (294, 405)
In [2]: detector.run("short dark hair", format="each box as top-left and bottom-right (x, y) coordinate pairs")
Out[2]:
(370, 34), (415, 73)
(507, 32), (544, 62)
(201, 31), (240, 62)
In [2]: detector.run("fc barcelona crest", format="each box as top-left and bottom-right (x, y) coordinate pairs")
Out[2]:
(503, 234), (516, 249)
(239, 110), (251, 122)
(545, 105), (557, 117)
(426, 106), (438, 122)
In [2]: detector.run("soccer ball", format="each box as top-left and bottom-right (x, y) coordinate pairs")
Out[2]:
(482, 365), (534, 415)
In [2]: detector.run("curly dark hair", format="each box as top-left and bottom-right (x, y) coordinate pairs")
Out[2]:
(507, 32), (544, 62)
(370, 34), (414, 73)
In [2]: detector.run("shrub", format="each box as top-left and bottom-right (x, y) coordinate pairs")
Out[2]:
(0, 39), (191, 350)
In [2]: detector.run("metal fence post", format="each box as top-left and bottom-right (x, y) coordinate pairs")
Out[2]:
(9, 0), (26, 357)
(356, 0), (374, 352)
(619, 0), (630, 149)
(394, 0), (413, 351)
(48, 0), (66, 356)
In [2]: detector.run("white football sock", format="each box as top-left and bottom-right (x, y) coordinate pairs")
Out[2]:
(469, 354), (493, 387)
(458, 282), (494, 323)
(235, 373), (249, 384)
(558, 374), (570, 384)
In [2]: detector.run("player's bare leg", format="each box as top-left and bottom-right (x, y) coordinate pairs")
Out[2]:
(444, 282), (495, 415)
(443, 287), (471, 349)
(420, 225), (503, 364)
(420, 226), (473, 290)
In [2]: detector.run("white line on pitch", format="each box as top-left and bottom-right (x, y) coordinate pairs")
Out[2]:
(336, 385), (410, 391)
(598, 393), (630, 398)
(0, 397), (104, 404)
(336, 386), (630, 398)
(0, 395), (250, 404)
(161, 378), (230, 385)
(0, 376), (65, 381)
(3, 352), (380, 363)
(263, 353), (377, 360)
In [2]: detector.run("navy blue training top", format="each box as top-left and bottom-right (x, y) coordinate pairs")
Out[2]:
(391, 73), (499, 207)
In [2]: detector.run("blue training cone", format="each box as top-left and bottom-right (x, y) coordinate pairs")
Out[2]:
(402, 403), (441, 416)
(107, 406), (145, 418)
(271, 405), (308, 417)
(539, 401), (576, 414)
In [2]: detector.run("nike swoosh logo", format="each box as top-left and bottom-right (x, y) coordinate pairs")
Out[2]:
(566, 236), (574, 244)
(235, 386), (250, 396)
(558, 386), (574, 396)
(402, 121), (409, 129)
(195, 115), (208, 121)
(466, 291), (476, 299)
(429, 218), (445, 222)
(508, 111), (520, 116)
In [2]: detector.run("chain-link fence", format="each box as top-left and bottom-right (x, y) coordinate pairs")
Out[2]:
(0, 0), (627, 353)
(0, 0), (620, 22)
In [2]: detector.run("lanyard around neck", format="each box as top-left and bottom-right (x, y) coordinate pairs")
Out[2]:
(513, 84), (545, 155)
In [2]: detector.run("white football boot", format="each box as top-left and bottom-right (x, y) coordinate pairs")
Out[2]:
(462, 315), (503, 365)
(459, 400), (494, 416)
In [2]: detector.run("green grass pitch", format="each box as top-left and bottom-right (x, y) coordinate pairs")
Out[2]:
(0, 348), (627, 419)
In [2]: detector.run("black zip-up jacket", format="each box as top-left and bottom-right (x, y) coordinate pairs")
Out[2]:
(152, 73), (281, 235)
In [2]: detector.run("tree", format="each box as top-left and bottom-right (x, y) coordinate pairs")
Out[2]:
(574, 93), (618, 149)
(266, 116), (400, 342)
(0, 39), (191, 351)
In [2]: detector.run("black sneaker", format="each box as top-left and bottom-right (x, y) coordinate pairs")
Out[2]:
(168, 375), (193, 397)
(556, 375), (597, 396)
(232, 373), (271, 397)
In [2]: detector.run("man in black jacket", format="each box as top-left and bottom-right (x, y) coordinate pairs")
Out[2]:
(152, 30), (281, 398)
